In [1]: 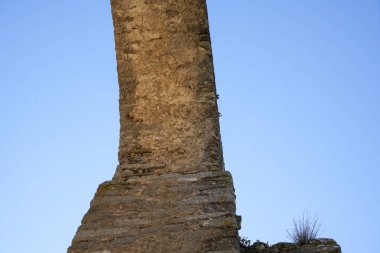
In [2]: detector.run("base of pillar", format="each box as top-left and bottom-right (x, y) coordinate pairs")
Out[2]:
(68, 170), (240, 253)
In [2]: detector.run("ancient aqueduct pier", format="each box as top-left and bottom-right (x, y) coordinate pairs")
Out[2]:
(68, 1), (241, 252)
(68, 1), (342, 253)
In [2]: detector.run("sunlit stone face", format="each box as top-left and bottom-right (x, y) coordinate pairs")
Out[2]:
(68, 1), (240, 252)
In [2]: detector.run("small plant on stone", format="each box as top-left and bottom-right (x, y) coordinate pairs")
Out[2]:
(239, 236), (251, 248)
(287, 211), (321, 245)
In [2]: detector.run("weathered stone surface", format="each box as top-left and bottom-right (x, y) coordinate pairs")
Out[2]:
(69, 171), (239, 252)
(68, 0), (240, 252)
(112, 0), (224, 173)
(241, 239), (342, 253)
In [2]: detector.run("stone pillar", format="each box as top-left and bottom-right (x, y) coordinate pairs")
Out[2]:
(68, 1), (240, 252)
(113, 0), (225, 177)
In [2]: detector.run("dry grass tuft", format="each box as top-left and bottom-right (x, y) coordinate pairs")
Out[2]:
(287, 211), (321, 245)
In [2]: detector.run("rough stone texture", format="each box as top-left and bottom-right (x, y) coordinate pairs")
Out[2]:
(113, 0), (224, 174)
(69, 172), (239, 253)
(68, 0), (240, 252)
(241, 239), (342, 253)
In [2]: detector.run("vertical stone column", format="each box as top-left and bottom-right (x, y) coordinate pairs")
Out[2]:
(68, 1), (240, 252)
(112, 0), (224, 177)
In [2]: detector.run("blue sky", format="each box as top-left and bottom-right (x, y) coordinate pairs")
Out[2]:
(0, 1), (379, 252)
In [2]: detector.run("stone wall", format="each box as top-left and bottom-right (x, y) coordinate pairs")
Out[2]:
(241, 238), (342, 253)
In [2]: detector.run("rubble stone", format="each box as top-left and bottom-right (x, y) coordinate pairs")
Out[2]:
(241, 239), (342, 253)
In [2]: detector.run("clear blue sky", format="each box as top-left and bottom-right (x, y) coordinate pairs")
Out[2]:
(0, 1), (379, 252)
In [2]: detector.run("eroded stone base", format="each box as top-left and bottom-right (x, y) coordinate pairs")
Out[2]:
(68, 171), (240, 253)
(241, 239), (342, 253)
